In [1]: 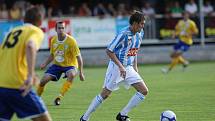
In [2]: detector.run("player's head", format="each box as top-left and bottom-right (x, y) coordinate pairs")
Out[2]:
(182, 11), (190, 20)
(24, 6), (42, 27)
(55, 21), (66, 35)
(129, 10), (145, 33)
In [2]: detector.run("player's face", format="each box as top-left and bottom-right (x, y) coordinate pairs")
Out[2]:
(56, 23), (65, 35)
(134, 19), (145, 33)
(183, 12), (189, 20)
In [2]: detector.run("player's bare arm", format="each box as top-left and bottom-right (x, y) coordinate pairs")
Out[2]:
(20, 40), (37, 97)
(106, 49), (126, 79)
(40, 54), (54, 69)
(77, 54), (85, 81)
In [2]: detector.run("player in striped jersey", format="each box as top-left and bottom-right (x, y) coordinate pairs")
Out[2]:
(80, 11), (148, 121)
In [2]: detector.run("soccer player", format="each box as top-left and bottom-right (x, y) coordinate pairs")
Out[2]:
(162, 11), (198, 73)
(37, 21), (85, 105)
(80, 11), (148, 121)
(0, 7), (52, 121)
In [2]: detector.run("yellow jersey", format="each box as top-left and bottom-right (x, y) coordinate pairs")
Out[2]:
(175, 19), (198, 45)
(50, 34), (80, 67)
(0, 24), (44, 89)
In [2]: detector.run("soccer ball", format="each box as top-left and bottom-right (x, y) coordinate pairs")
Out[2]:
(160, 110), (176, 121)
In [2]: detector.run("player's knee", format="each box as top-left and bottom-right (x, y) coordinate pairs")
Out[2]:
(67, 75), (75, 81)
(39, 80), (46, 87)
(100, 89), (112, 99)
(139, 88), (149, 96)
(67, 73), (77, 80)
(101, 93), (110, 99)
(40, 76), (50, 86)
(100, 91), (111, 99)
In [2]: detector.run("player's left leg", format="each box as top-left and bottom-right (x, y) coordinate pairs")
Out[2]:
(168, 53), (181, 71)
(162, 50), (182, 74)
(178, 45), (190, 71)
(117, 67), (148, 121)
(55, 67), (77, 105)
(162, 40), (187, 74)
(117, 81), (148, 121)
(178, 55), (189, 67)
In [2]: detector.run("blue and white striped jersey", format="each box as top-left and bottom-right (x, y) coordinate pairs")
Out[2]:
(107, 26), (144, 66)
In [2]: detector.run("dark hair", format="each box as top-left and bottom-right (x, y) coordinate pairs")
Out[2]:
(24, 6), (42, 26)
(55, 21), (65, 29)
(129, 10), (145, 25)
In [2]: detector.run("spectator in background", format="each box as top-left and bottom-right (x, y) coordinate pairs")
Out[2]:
(0, 3), (8, 19)
(36, 3), (46, 18)
(185, 0), (198, 17)
(164, 1), (172, 18)
(106, 3), (117, 17)
(78, 2), (92, 17)
(47, 0), (62, 18)
(170, 1), (183, 16)
(142, 2), (155, 17)
(9, 4), (22, 20)
(117, 3), (128, 18)
(14, 0), (27, 18)
(142, 2), (156, 39)
(93, 3), (108, 18)
(203, 0), (214, 16)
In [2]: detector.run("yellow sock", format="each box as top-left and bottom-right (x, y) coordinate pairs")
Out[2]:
(169, 57), (179, 70)
(59, 81), (72, 98)
(178, 56), (186, 65)
(37, 85), (45, 96)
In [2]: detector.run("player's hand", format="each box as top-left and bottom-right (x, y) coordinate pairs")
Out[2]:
(19, 75), (39, 97)
(79, 72), (85, 81)
(119, 66), (126, 79)
(19, 76), (33, 97)
(40, 63), (46, 70)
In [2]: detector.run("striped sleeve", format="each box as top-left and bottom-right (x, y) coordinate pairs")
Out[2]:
(107, 33), (124, 52)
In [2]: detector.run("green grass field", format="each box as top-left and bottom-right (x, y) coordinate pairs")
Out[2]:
(13, 62), (215, 121)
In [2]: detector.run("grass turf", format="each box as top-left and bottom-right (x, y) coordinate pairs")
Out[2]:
(13, 62), (215, 121)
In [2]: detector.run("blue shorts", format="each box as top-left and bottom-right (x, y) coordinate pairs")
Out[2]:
(0, 87), (47, 120)
(174, 40), (190, 52)
(45, 64), (76, 81)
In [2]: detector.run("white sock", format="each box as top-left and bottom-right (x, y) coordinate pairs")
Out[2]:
(120, 92), (145, 116)
(83, 94), (104, 120)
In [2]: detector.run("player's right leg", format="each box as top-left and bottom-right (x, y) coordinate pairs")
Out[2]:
(37, 64), (62, 96)
(37, 75), (54, 96)
(80, 88), (112, 121)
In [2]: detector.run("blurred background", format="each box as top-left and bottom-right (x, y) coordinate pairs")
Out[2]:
(0, 0), (215, 66)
